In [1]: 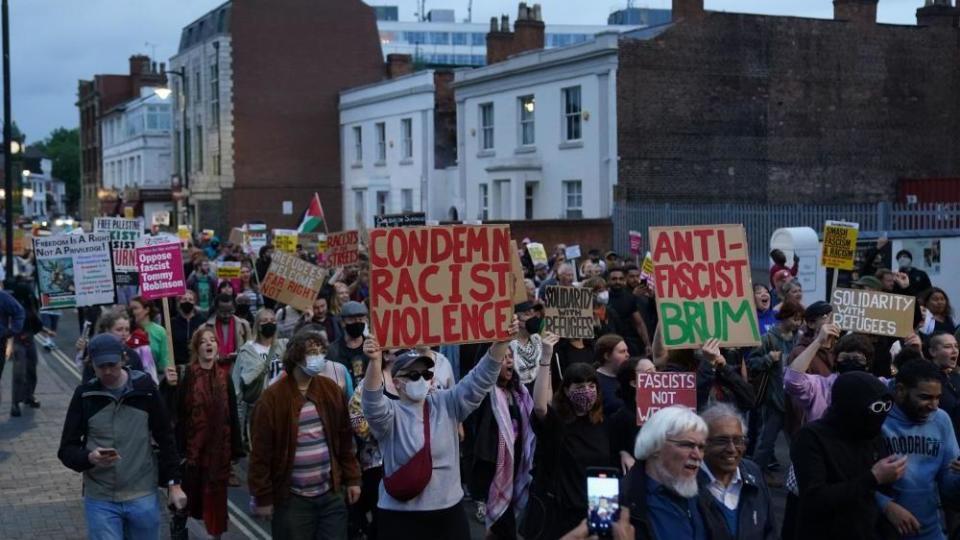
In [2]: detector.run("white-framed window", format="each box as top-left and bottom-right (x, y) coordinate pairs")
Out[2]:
(479, 103), (494, 150)
(563, 180), (583, 219)
(354, 190), (365, 227)
(209, 63), (219, 127)
(401, 188), (413, 212)
(195, 123), (204, 172)
(524, 182), (536, 219)
(375, 122), (386, 162)
(478, 183), (489, 220)
(519, 95), (535, 146)
(376, 190), (389, 215)
(401, 118), (413, 159)
(353, 126), (362, 163)
(194, 69), (202, 103)
(562, 86), (582, 141)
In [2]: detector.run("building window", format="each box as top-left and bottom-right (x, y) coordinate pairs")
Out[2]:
(480, 103), (494, 150)
(403, 31), (426, 44)
(212, 152), (221, 175)
(353, 126), (363, 163)
(210, 62), (220, 128)
(376, 190), (389, 216)
(562, 86), (582, 141)
(452, 32), (468, 45)
(478, 183), (489, 220)
(195, 124), (203, 172)
(354, 190), (365, 227)
(519, 95), (535, 146)
(146, 105), (171, 131)
(525, 182), (536, 219)
(183, 126), (192, 173)
(401, 118), (413, 159)
(563, 180), (583, 219)
(375, 122), (386, 162)
(428, 32), (449, 45)
(401, 189), (413, 212)
(471, 32), (486, 46)
(194, 69), (202, 103)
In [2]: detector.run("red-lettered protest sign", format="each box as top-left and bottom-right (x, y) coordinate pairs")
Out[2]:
(370, 225), (514, 349)
(636, 372), (697, 425)
(327, 230), (359, 267)
(651, 224), (760, 349)
(260, 251), (327, 312)
(136, 242), (186, 300)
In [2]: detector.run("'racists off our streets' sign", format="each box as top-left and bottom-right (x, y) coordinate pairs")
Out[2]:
(650, 224), (760, 349)
(370, 225), (514, 349)
(326, 230), (360, 267)
(635, 372), (697, 425)
(542, 286), (594, 339)
(831, 288), (915, 338)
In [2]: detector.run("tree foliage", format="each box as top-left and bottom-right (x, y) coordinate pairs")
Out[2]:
(32, 127), (80, 214)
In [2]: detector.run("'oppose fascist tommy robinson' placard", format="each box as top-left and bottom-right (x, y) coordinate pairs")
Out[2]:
(370, 225), (514, 349)
(650, 224), (760, 349)
(542, 286), (594, 339)
(830, 287), (914, 338)
(135, 241), (186, 300)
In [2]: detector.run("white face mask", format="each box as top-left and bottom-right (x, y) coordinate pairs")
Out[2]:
(596, 291), (609, 305)
(300, 354), (327, 377)
(402, 377), (430, 401)
(898, 257), (912, 269)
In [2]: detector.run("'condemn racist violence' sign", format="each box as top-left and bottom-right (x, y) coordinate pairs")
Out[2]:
(651, 225), (760, 349)
(831, 287), (915, 338)
(542, 286), (594, 339)
(370, 225), (513, 349)
(135, 242), (186, 300)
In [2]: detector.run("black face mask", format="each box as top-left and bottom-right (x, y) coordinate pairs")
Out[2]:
(259, 322), (277, 338)
(524, 317), (542, 335)
(180, 302), (195, 314)
(345, 322), (365, 339)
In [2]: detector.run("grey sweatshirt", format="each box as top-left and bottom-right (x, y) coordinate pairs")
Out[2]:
(362, 352), (501, 511)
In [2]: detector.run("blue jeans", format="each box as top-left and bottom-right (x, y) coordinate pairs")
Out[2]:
(84, 492), (160, 540)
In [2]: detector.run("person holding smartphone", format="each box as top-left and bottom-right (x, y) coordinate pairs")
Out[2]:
(58, 334), (186, 539)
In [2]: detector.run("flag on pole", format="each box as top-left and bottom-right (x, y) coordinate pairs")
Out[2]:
(297, 193), (327, 234)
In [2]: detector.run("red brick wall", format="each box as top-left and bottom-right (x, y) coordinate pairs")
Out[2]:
(229, 0), (385, 229)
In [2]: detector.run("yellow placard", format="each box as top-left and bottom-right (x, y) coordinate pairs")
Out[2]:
(527, 242), (548, 266)
(821, 220), (859, 270)
(123, 207), (135, 219)
(274, 229), (298, 254)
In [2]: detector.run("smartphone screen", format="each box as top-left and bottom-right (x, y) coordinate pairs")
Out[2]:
(100, 448), (118, 458)
(587, 469), (620, 538)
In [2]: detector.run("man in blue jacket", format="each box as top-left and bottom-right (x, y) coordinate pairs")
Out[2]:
(879, 359), (960, 539)
(0, 285), (24, 412)
(698, 403), (776, 540)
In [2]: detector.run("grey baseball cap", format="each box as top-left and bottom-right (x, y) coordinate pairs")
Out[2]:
(88, 334), (125, 367)
(341, 301), (368, 318)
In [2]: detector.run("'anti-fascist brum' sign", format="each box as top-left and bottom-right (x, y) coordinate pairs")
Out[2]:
(831, 288), (915, 338)
(370, 225), (513, 349)
(542, 286), (594, 339)
(822, 220), (859, 270)
(635, 372), (697, 425)
(260, 251), (327, 312)
(650, 225), (760, 349)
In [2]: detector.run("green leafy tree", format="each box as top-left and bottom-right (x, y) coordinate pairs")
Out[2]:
(32, 127), (79, 214)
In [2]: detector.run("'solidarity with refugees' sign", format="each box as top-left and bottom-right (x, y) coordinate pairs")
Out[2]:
(831, 287), (915, 338)
(542, 286), (594, 339)
(34, 232), (115, 309)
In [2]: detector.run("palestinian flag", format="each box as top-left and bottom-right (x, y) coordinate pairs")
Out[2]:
(297, 193), (327, 233)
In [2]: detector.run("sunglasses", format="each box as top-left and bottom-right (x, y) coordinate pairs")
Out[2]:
(398, 370), (434, 382)
(868, 400), (893, 414)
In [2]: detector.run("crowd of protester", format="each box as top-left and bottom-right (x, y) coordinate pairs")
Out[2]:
(0, 228), (952, 539)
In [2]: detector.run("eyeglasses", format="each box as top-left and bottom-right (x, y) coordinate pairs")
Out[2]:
(868, 400), (892, 414)
(707, 436), (749, 449)
(667, 439), (706, 452)
(398, 370), (434, 382)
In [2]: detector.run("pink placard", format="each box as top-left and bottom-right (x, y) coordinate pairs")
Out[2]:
(136, 242), (186, 300)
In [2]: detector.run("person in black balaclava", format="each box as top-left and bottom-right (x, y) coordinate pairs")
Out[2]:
(791, 371), (903, 540)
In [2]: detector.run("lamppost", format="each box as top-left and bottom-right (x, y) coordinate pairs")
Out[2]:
(154, 67), (188, 228)
(3, 0), (13, 281)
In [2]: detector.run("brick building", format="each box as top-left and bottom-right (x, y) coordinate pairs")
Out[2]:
(76, 55), (166, 222)
(616, 0), (960, 205)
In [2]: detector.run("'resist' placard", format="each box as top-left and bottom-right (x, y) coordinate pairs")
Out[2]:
(94, 217), (143, 286)
(650, 224), (760, 349)
(370, 225), (514, 349)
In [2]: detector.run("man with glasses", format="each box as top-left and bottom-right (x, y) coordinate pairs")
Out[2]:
(697, 403), (775, 540)
(878, 359), (960, 539)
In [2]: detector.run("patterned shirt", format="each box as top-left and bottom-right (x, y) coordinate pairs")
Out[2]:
(290, 400), (332, 497)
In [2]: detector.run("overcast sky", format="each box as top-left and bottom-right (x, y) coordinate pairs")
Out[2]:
(10, 0), (923, 143)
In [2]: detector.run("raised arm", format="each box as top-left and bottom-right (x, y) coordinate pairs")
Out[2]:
(450, 316), (519, 421)
(788, 323), (838, 374)
(533, 332), (559, 419)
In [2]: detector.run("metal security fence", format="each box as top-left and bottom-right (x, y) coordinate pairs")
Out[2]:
(612, 202), (960, 268)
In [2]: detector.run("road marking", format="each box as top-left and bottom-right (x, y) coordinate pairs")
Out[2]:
(37, 340), (271, 540)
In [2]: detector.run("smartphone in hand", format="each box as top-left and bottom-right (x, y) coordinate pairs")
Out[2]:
(587, 467), (621, 538)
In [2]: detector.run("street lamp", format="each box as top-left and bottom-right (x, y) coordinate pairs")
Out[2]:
(154, 66), (189, 227)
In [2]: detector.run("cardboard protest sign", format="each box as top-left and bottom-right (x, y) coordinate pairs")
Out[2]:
(273, 229), (298, 254)
(635, 372), (697, 425)
(527, 242), (548, 266)
(94, 217), (143, 287)
(374, 212), (427, 228)
(327, 231), (360, 267)
(34, 233), (115, 309)
(245, 223), (268, 256)
(370, 225), (514, 349)
(831, 288), (914, 338)
(260, 251), (326, 311)
(629, 231), (643, 256)
(822, 220), (859, 270)
(177, 225), (191, 248)
(297, 233), (326, 256)
(542, 286), (594, 339)
(650, 224), (760, 349)
(228, 227), (245, 247)
(216, 261), (242, 280)
(565, 245), (581, 260)
(510, 240), (527, 304)
(135, 241), (186, 300)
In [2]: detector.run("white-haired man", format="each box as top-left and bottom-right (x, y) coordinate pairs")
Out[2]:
(623, 405), (713, 540)
(697, 403), (775, 540)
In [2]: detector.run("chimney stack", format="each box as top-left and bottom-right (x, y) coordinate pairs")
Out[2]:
(916, 0), (960, 27)
(486, 14), (514, 65)
(128, 54), (151, 75)
(386, 53), (414, 79)
(833, 0), (879, 25)
(672, 0), (704, 22)
(513, 3), (545, 57)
